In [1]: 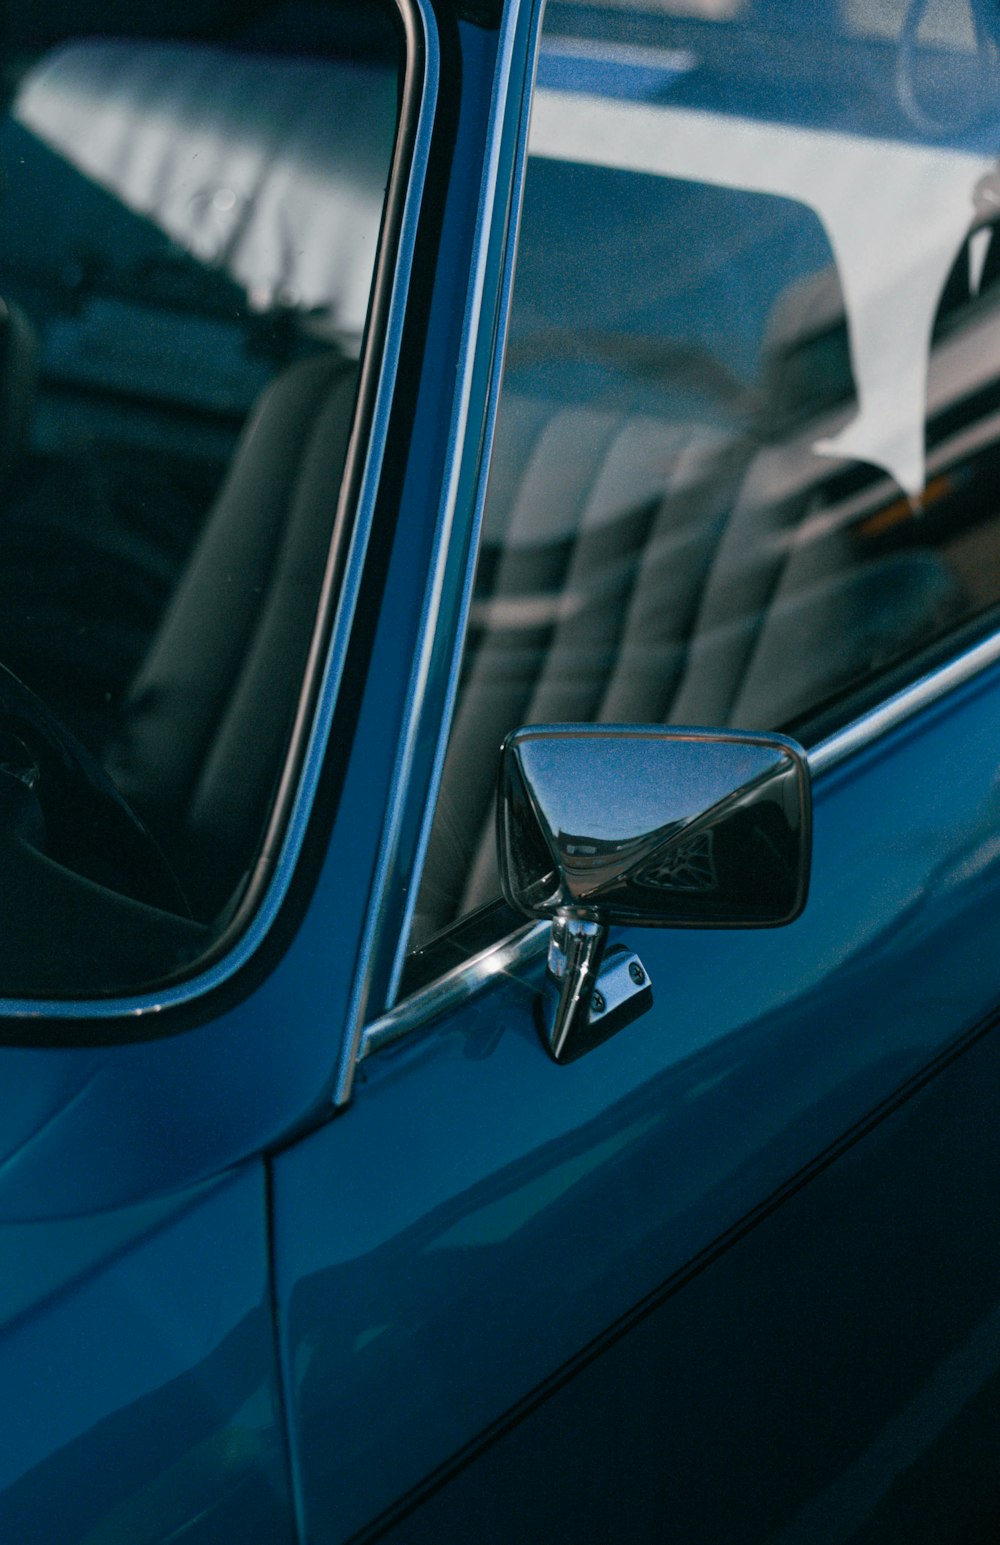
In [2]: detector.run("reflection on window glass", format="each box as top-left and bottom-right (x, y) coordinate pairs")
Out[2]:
(844, 0), (976, 48)
(408, 0), (1000, 964)
(570, 0), (745, 16)
(0, 2), (399, 996)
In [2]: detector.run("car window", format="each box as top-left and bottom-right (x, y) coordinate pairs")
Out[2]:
(0, 0), (400, 996)
(406, 0), (1000, 968)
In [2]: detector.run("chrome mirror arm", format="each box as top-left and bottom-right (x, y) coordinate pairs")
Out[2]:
(539, 913), (652, 1062)
(542, 914), (607, 1061)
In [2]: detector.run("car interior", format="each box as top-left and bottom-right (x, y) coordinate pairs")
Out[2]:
(0, 0), (399, 992)
(406, 0), (1000, 961)
(0, 0), (998, 1002)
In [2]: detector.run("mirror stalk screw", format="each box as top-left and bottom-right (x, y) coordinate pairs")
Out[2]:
(540, 914), (652, 1063)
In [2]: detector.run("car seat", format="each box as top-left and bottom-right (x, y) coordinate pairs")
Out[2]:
(411, 386), (962, 945)
(104, 349), (358, 918)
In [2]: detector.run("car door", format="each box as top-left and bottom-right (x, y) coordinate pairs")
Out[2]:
(269, 2), (1000, 1542)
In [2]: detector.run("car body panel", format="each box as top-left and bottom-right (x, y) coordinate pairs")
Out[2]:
(272, 650), (1000, 1538)
(0, 1162), (293, 1544)
(4, 0), (1000, 1540)
(371, 1019), (1000, 1543)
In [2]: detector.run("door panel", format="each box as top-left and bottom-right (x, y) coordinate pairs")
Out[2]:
(377, 1016), (1000, 1544)
(271, 653), (1000, 1541)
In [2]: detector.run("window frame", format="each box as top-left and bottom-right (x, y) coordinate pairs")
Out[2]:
(326, 0), (552, 1106)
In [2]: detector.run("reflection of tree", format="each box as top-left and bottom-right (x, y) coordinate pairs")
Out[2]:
(558, 779), (800, 917)
(636, 828), (718, 894)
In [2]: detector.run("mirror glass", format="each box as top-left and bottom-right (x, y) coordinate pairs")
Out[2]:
(499, 725), (811, 929)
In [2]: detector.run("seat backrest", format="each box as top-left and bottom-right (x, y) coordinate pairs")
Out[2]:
(0, 299), (38, 490)
(412, 390), (963, 946)
(414, 397), (753, 939)
(105, 350), (357, 913)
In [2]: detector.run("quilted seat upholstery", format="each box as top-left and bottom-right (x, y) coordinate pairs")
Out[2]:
(105, 350), (358, 914)
(412, 393), (961, 944)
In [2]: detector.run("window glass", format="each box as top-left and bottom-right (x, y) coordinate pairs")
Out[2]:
(408, 0), (1000, 961)
(0, 1), (400, 995)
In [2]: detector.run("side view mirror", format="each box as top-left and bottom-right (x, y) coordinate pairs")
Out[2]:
(497, 725), (811, 1062)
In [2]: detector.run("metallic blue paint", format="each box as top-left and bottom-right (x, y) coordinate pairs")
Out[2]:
(5, 1), (1000, 1541)
(271, 653), (1000, 1539)
(0, 1162), (294, 1543)
(371, 1024), (1000, 1542)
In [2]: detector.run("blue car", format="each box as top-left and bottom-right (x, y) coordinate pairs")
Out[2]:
(4, 0), (1000, 1539)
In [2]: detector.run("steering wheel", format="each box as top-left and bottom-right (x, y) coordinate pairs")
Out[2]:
(0, 662), (189, 917)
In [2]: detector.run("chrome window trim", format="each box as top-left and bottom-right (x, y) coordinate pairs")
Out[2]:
(806, 626), (1000, 775)
(332, 0), (547, 1106)
(362, 919), (549, 1059)
(359, 622), (1000, 1062)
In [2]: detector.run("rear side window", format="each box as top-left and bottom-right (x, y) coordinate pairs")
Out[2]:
(408, 0), (1000, 963)
(0, 1), (401, 996)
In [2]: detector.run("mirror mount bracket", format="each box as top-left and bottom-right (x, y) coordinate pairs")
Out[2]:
(539, 914), (652, 1063)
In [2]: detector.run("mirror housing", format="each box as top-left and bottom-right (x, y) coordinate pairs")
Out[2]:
(498, 725), (811, 1060)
